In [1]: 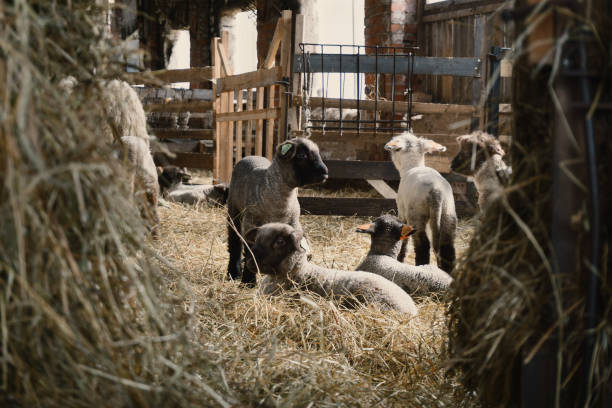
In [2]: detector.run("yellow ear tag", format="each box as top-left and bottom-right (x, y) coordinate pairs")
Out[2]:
(300, 237), (310, 252)
(280, 143), (292, 156)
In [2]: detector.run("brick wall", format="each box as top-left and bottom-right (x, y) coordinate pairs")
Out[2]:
(364, 0), (418, 102)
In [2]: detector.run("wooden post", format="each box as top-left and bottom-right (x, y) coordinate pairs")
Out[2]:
(265, 85), (275, 160)
(471, 14), (485, 131)
(235, 89), (243, 163)
(289, 13), (305, 134)
(278, 10), (292, 144)
(255, 86), (264, 156)
(221, 31), (234, 182)
(245, 88), (254, 156)
(212, 36), (222, 183)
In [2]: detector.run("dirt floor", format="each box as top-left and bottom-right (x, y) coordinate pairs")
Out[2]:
(152, 171), (477, 407)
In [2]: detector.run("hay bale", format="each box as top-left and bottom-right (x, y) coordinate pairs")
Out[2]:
(0, 3), (232, 406)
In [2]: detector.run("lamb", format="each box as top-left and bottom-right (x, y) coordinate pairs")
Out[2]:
(384, 131), (457, 272)
(100, 80), (150, 146)
(247, 223), (418, 316)
(118, 136), (160, 235)
(157, 166), (229, 207)
(450, 131), (511, 210)
(226, 138), (328, 285)
(355, 215), (453, 296)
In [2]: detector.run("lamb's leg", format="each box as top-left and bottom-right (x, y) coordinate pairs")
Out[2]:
(240, 247), (257, 286)
(226, 210), (242, 281)
(413, 230), (430, 266)
(438, 216), (456, 273)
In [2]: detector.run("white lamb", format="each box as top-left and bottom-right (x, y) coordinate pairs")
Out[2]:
(248, 223), (418, 316)
(385, 132), (457, 272)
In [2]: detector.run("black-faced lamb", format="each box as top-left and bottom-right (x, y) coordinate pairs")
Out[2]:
(246, 223), (418, 316)
(450, 131), (511, 210)
(355, 215), (453, 296)
(384, 131), (457, 272)
(226, 138), (328, 285)
(119, 136), (160, 234)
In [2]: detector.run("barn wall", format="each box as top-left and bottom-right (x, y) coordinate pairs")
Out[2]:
(420, 0), (513, 104)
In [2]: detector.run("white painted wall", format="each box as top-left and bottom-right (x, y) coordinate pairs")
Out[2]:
(166, 30), (191, 88)
(220, 11), (257, 75)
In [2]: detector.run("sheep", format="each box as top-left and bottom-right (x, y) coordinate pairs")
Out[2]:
(226, 138), (328, 285)
(118, 136), (160, 235)
(384, 131), (457, 272)
(246, 223), (418, 316)
(355, 215), (453, 296)
(156, 165), (229, 207)
(100, 79), (150, 146)
(450, 131), (511, 210)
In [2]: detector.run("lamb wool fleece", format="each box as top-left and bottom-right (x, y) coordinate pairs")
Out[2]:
(249, 223), (418, 316)
(355, 214), (453, 297)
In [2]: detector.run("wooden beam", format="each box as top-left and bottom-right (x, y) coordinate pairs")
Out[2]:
(255, 86), (264, 156)
(215, 66), (281, 94)
(298, 197), (397, 216)
(144, 100), (213, 113)
(124, 67), (213, 85)
(263, 16), (285, 69)
(217, 37), (234, 77)
(216, 108), (280, 122)
(293, 55), (481, 77)
(153, 129), (214, 140)
(290, 13), (305, 132)
(500, 59), (513, 78)
(293, 96), (476, 114)
(265, 85), (275, 160)
(168, 152), (214, 170)
(245, 89), (254, 156)
(278, 10), (292, 144)
(422, 2), (508, 23)
(366, 179), (398, 199)
(212, 36), (222, 182)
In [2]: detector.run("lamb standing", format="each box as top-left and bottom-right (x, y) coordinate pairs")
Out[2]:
(355, 215), (453, 296)
(384, 132), (457, 272)
(450, 131), (511, 210)
(226, 138), (328, 285)
(247, 223), (418, 316)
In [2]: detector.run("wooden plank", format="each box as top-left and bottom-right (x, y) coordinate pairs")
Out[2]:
(245, 89), (254, 156)
(216, 108), (280, 122)
(278, 10), (292, 144)
(215, 66), (281, 94)
(472, 14), (485, 131)
(500, 59), (513, 78)
(422, 2), (507, 23)
(235, 90), (243, 163)
(169, 152), (214, 170)
(366, 179), (398, 199)
(298, 197), (397, 217)
(424, 0), (502, 13)
(153, 129), (214, 140)
(293, 96), (475, 114)
(441, 20), (453, 102)
(218, 32), (234, 77)
(225, 90), (235, 182)
(124, 67), (213, 85)
(265, 85), (275, 160)
(263, 16), (284, 69)
(212, 36), (222, 182)
(144, 100), (213, 113)
(293, 54), (481, 77)
(290, 13), (305, 132)
(255, 86), (264, 156)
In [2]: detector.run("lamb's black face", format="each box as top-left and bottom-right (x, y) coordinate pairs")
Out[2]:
(245, 223), (304, 275)
(450, 143), (487, 176)
(292, 143), (328, 187)
(158, 166), (192, 191)
(356, 214), (415, 243)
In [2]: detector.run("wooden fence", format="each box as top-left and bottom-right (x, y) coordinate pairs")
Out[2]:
(213, 10), (293, 184)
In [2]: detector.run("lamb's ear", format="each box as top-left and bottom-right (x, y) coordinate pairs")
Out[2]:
(244, 227), (259, 245)
(384, 139), (402, 152)
(355, 223), (375, 234)
(214, 183), (229, 194)
(400, 224), (416, 240)
(423, 139), (447, 154)
(157, 166), (164, 176)
(290, 230), (309, 253)
(277, 140), (298, 160)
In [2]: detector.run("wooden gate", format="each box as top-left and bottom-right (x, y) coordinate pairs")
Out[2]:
(213, 10), (293, 184)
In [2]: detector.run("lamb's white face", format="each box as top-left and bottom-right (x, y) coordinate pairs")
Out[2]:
(384, 132), (447, 171)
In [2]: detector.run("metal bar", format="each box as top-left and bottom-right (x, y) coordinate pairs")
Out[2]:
(339, 45), (343, 134)
(357, 46), (360, 136)
(487, 46), (502, 136)
(375, 46), (379, 136)
(321, 45), (325, 132)
(293, 54), (480, 76)
(391, 48), (396, 134)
